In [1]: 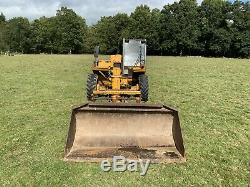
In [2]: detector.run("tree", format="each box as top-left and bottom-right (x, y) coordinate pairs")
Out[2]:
(112, 13), (131, 53)
(6, 17), (31, 53)
(200, 0), (232, 56)
(128, 5), (160, 55)
(30, 16), (55, 53)
(0, 13), (8, 52)
(229, 1), (250, 57)
(84, 26), (99, 54)
(0, 3), (249, 57)
(30, 7), (87, 54)
(150, 8), (161, 54)
(52, 7), (87, 54)
(160, 0), (201, 56)
(93, 16), (118, 54)
(91, 13), (130, 54)
(0, 12), (6, 22)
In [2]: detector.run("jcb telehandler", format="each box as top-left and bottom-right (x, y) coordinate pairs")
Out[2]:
(87, 39), (148, 102)
(64, 39), (185, 163)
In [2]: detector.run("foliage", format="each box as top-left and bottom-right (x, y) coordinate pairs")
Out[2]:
(53, 7), (87, 54)
(90, 13), (130, 54)
(0, 13), (8, 52)
(31, 17), (55, 53)
(230, 1), (250, 57)
(160, 0), (201, 55)
(128, 5), (161, 54)
(199, 0), (232, 56)
(31, 7), (87, 54)
(0, 12), (6, 22)
(5, 17), (31, 53)
(0, 1), (249, 57)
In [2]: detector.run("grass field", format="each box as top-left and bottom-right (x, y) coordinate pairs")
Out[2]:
(0, 55), (249, 186)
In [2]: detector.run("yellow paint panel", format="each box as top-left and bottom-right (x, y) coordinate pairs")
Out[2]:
(110, 55), (122, 63)
(98, 60), (112, 69)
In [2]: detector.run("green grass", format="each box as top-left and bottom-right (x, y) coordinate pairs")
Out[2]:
(0, 55), (249, 186)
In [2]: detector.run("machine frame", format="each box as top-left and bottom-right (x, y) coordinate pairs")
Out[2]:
(87, 39), (148, 102)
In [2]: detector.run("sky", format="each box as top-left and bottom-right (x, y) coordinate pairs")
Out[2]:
(0, 0), (247, 25)
(0, 0), (204, 25)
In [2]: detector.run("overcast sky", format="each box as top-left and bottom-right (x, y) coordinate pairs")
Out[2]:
(0, 0), (210, 25)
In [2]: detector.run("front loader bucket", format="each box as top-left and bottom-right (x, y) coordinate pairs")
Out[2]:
(64, 103), (185, 163)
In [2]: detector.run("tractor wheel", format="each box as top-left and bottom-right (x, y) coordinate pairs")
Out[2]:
(86, 74), (98, 101)
(139, 74), (148, 102)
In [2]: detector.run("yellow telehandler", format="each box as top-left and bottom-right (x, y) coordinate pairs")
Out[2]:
(64, 39), (185, 163)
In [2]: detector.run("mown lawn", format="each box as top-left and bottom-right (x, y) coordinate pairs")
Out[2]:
(0, 55), (249, 186)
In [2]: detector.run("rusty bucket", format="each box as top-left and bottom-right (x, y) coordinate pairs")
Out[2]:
(64, 103), (185, 163)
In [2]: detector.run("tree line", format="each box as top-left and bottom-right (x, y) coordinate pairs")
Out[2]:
(0, 0), (249, 58)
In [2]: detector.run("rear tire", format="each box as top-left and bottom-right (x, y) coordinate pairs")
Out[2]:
(86, 74), (98, 101)
(139, 74), (148, 102)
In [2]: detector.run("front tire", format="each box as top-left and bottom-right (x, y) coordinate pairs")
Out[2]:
(139, 74), (149, 102)
(86, 74), (98, 101)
